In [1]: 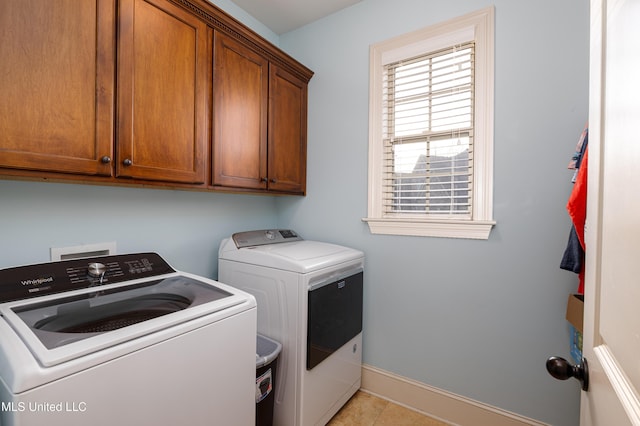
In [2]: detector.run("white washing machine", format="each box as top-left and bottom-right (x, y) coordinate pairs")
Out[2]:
(218, 230), (364, 426)
(0, 252), (256, 426)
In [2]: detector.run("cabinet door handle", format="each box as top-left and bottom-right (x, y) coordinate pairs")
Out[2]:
(100, 156), (112, 164)
(123, 158), (133, 166)
(270, 178), (277, 183)
(260, 177), (268, 183)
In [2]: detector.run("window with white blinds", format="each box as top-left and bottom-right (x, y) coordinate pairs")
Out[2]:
(364, 7), (495, 239)
(383, 43), (474, 217)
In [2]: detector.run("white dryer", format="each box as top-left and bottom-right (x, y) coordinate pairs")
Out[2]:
(218, 230), (364, 426)
(0, 252), (256, 426)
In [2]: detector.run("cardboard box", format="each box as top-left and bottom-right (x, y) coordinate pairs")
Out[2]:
(566, 294), (584, 363)
(565, 294), (584, 333)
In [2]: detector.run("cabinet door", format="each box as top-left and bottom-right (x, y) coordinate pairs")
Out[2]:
(118, 0), (208, 184)
(0, 0), (115, 176)
(212, 31), (268, 190)
(268, 65), (308, 194)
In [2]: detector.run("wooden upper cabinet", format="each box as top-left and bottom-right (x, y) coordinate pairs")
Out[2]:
(212, 31), (309, 194)
(213, 31), (269, 190)
(0, 0), (115, 176)
(0, 0), (312, 193)
(117, 0), (209, 184)
(268, 65), (308, 194)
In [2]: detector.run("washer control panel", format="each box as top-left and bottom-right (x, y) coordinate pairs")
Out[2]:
(0, 253), (175, 303)
(232, 229), (302, 248)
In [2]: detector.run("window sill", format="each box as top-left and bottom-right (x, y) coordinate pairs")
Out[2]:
(362, 217), (495, 240)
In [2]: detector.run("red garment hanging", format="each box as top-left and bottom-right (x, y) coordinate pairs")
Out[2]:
(566, 146), (588, 293)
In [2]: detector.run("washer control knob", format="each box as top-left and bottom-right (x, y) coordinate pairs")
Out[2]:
(265, 230), (276, 240)
(87, 262), (107, 278)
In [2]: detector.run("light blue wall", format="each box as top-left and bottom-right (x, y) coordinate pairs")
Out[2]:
(0, 181), (278, 277)
(276, 1), (589, 425)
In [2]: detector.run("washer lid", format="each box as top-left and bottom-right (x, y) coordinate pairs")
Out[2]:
(219, 239), (364, 273)
(0, 273), (248, 367)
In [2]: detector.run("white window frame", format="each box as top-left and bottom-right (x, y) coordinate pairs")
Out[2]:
(363, 7), (495, 240)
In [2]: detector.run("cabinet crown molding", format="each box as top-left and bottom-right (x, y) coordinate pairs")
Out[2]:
(171, 0), (314, 83)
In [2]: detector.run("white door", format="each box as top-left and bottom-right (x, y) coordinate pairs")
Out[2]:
(581, 0), (640, 424)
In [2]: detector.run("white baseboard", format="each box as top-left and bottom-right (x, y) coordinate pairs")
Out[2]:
(361, 364), (549, 426)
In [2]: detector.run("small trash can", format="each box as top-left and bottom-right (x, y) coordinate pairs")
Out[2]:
(256, 334), (282, 426)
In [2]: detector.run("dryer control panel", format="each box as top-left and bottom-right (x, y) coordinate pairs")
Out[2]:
(0, 253), (175, 303)
(232, 229), (303, 248)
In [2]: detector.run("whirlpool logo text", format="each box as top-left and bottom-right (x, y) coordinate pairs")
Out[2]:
(21, 277), (54, 286)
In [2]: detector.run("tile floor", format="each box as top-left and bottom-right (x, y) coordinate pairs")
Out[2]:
(327, 391), (450, 426)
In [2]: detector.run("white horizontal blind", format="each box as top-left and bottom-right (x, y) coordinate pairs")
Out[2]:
(382, 42), (474, 217)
